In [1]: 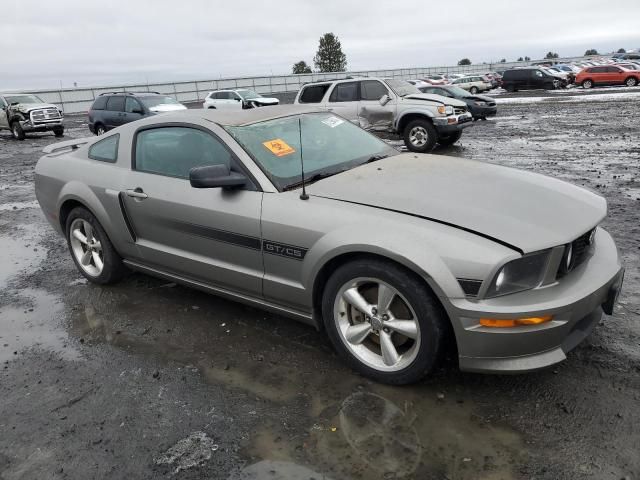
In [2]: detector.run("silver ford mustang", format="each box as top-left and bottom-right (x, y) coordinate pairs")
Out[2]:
(34, 106), (624, 384)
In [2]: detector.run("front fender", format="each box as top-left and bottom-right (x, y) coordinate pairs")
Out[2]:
(393, 109), (435, 131)
(302, 225), (465, 301)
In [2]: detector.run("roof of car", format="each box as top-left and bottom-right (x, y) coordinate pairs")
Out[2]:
(134, 105), (324, 127)
(98, 91), (167, 97)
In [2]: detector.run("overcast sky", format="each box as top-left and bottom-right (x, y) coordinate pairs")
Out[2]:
(2, 0), (639, 90)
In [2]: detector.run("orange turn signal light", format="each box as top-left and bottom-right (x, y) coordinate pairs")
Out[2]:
(479, 315), (553, 328)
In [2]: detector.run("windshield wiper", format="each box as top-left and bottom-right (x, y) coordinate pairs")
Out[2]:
(283, 171), (343, 191)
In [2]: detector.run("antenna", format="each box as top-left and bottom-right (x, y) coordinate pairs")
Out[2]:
(298, 116), (309, 201)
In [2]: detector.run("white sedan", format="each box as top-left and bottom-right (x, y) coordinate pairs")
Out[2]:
(202, 89), (279, 110)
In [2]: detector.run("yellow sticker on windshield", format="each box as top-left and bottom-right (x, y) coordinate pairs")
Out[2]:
(263, 139), (295, 157)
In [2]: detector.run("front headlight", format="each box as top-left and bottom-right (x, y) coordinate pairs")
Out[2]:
(474, 101), (487, 106)
(486, 250), (550, 298)
(437, 105), (455, 115)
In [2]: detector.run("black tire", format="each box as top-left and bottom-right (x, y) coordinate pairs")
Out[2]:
(469, 86), (479, 94)
(582, 79), (593, 89)
(403, 118), (437, 153)
(437, 130), (462, 146)
(11, 122), (25, 140)
(95, 123), (106, 136)
(53, 126), (64, 137)
(505, 84), (515, 93)
(65, 207), (127, 284)
(625, 77), (638, 87)
(321, 258), (448, 385)
(208, 106), (216, 109)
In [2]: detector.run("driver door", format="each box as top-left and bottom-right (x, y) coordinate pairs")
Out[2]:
(357, 80), (394, 132)
(324, 82), (359, 123)
(120, 124), (264, 296)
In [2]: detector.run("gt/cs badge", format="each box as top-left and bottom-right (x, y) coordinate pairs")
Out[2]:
(263, 241), (307, 260)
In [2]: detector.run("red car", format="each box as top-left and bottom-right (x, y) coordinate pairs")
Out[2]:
(576, 65), (640, 89)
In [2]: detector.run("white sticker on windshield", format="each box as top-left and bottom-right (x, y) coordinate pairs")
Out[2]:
(321, 116), (345, 128)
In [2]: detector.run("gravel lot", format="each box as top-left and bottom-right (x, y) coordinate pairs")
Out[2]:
(1, 88), (639, 480)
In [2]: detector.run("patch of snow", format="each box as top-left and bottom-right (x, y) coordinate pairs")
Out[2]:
(154, 431), (218, 474)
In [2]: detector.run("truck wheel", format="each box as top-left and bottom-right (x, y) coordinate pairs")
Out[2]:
(438, 131), (462, 146)
(582, 79), (593, 89)
(322, 258), (447, 384)
(625, 77), (637, 87)
(403, 119), (437, 153)
(53, 126), (64, 137)
(11, 122), (25, 140)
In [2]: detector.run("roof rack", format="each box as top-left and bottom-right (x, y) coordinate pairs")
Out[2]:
(98, 91), (162, 96)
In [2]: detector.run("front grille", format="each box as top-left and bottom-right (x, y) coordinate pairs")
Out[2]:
(30, 108), (61, 122)
(557, 228), (595, 278)
(454, 106), (467, 115)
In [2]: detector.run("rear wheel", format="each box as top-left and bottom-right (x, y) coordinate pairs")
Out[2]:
(403, 119), (437, 153)
(505, 84), (516, 93)
(582, 79), (593, 89)
(438, 131), (462, 146)
(65, 207), (127, 284)
(322, 259), (447, 384)
(625, 77), (638, 87)
(95, 124), (106, 136)
(53, 126), (64, 137)
(469, 86), (479, 94)
(11, 122), (25, 140)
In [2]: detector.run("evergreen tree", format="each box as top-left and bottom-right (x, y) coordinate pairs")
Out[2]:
(313, 33), (347, 73)
(458, 58), (471, 65)
(292, 61), (312, 74)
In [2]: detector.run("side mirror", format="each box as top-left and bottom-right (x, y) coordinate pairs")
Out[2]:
(189, 164), (247, 189)
(379, 94), (391, 106)
(234, 97), (242, 102)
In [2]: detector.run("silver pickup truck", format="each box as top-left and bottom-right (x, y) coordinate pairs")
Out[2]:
(294, 77), (472, 152)
(0, 93), (64, 140)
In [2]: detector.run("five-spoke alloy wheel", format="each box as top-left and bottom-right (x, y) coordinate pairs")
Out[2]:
(323, 258), (447, 384)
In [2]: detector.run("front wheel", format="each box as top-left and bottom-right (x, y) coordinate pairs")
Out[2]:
(11, 122), (25, 140)
(582, 79), (593, 89)
(95, 124), (106, 136)
(625, 77), (638, 87)
(403, 119), (437, 153)
(438, 131), (462, 146)
(53, 126), (64, 137)
(322, 259), (447, 384)
(66, 207), (127, 284)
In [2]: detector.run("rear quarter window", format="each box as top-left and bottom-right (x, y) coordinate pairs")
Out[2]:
(299, 84), (331, 103)
(91, 96), (108, 110)
(88, 134), (119, 163)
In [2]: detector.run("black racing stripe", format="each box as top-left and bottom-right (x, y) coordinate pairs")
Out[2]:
(163, 219), (262, 250)
(310, 195), (524, 255)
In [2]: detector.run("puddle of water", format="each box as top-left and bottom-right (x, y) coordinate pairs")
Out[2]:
(69, 284), (528, 479)
(0, 288), (78, 362)
(0, 229), (47, 288)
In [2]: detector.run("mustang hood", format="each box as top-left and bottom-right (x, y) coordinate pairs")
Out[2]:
(307, 154), (606, 253)
(402, 93), (467, 108)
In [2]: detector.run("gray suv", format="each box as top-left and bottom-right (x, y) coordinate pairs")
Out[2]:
(294, 77), (472, 152)
(88, 92), (187, 135)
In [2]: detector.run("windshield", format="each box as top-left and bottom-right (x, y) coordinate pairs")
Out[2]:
(5, 94), (45, 104)
(384, 79), (421, 97)
(139, 96), (181, 108)
(444, 86), (472, 98)
(237, 89), (262, 100)
(226, 113), (397, 190)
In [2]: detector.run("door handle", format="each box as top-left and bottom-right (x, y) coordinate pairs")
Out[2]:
(125, 188), (148, 199)
(327, 107), (334, 111)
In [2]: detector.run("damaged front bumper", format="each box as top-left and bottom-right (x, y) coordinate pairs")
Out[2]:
(20, 118), (64, 132)
(433, 112), (473, 134)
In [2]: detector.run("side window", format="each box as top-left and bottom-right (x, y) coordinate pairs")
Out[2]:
(91, 96), (108, 110)
(360, 80), (389, 101)
(607, 67), (621, 73)
(88, 134), (119, 163)
(0, 97), (6, 108)
(106, 96), (125, 111)
(231, 92), (242, 100)
(125, 97), (142, 113)
(329, 82), (359, 102)
(219, 92), (231, 99)
(299, 84), (331, 103)
(534, 70), (543, 78)
(135, 127), (234, 179)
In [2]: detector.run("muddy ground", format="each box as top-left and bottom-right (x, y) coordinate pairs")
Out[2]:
(1, 89), (639, 480)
